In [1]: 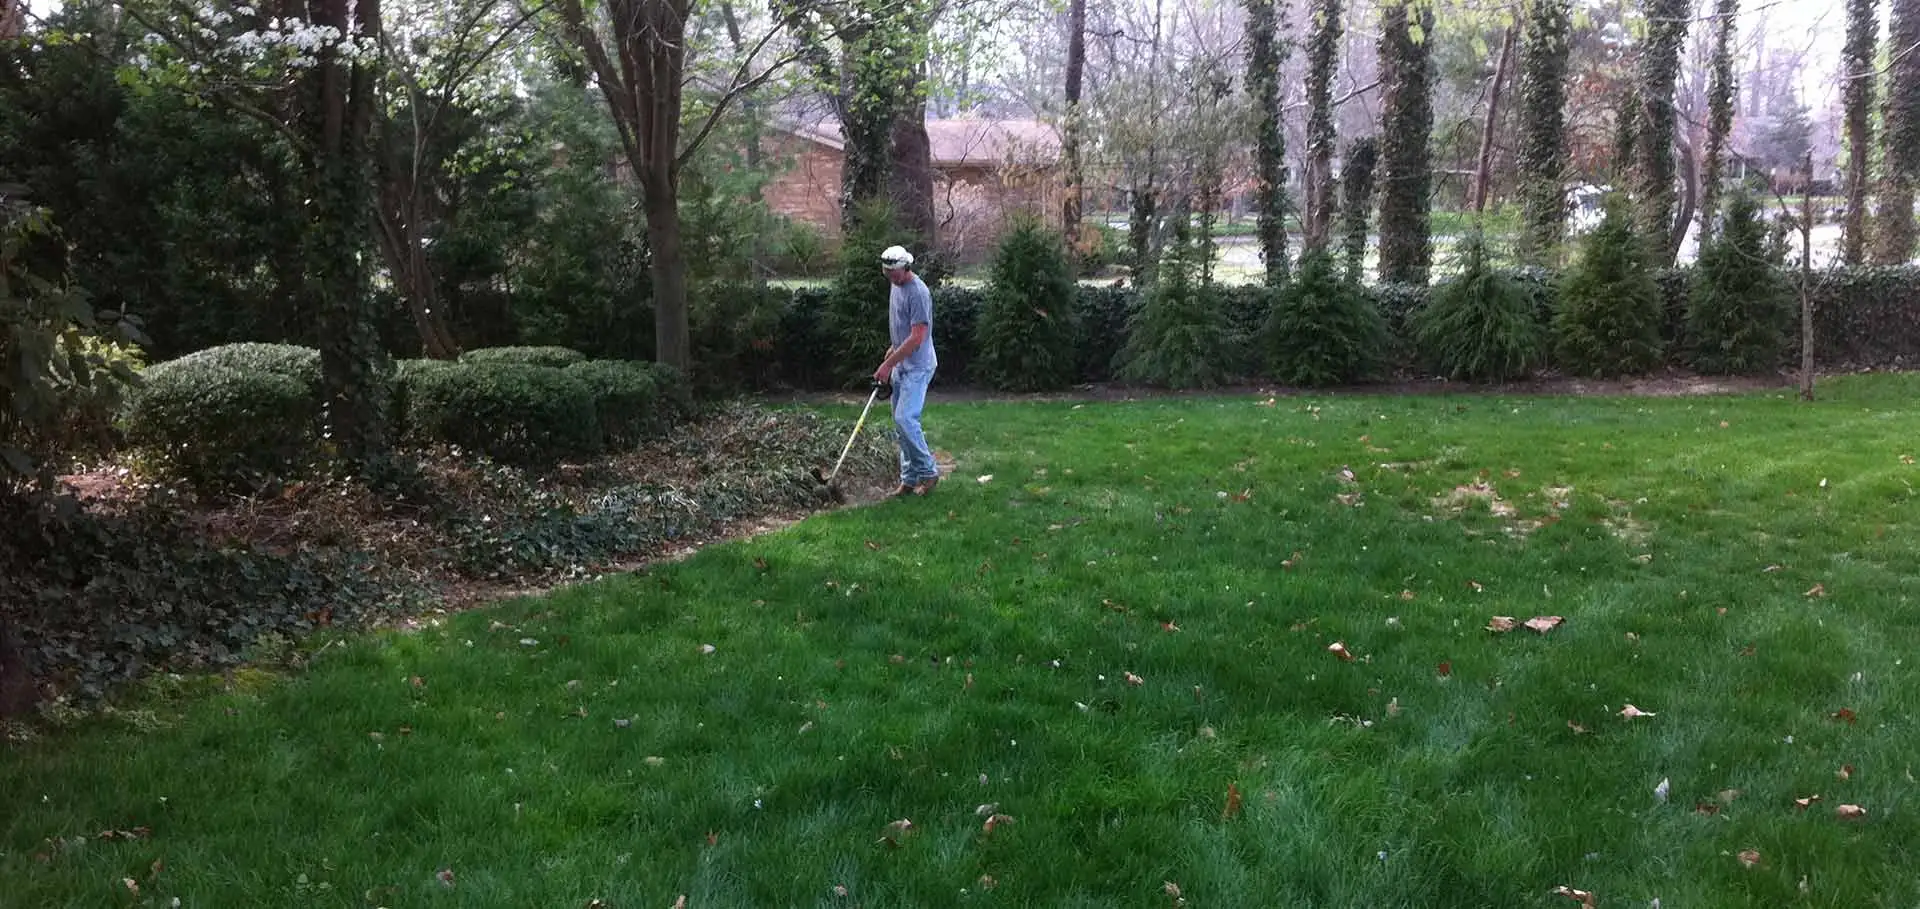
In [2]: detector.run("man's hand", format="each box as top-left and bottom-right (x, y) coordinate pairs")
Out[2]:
(873, 364), (891, 384)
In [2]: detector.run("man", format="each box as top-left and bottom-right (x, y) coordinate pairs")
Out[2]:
(872, 245), (939, 496)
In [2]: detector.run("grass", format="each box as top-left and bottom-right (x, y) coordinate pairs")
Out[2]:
(8, 374), (1920, 906)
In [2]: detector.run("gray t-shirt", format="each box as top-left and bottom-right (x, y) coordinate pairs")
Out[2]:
(889, 275), (937, 371)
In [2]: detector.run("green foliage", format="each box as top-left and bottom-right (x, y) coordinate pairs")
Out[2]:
(572, 359), (691, 447)
(1687, 193), (1792, 374)
(459, 346), (589, 369)
(1, 198), (145, 482)
(122, 344), (325, 489)
(1412, 234), (1545, 381)
(1338, 138), (1379, 282)
(689, 282), (787, 394)
(1841, 0), (1878, 265)
(1074, 285), (1136, 383)
(1699, 0), (1739, 244)
(822, 200), (904, 386)
(975, 219), (1080, 392)
(404, 362), (600, 464)
(1264, 249), (1389, 386)
(1553, 196), (1665, 377)
(1117, 224), (1232, 389)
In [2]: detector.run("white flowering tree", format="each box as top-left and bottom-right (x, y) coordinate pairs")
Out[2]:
(126, 0), (389, 464)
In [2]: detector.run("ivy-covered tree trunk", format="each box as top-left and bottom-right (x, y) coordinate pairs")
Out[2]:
(1245, 0), (1289, 285)
(1634, 0), (1689, 266)
(838, 22), (910, 228)
(1301, 0), (1342, 254)
(889, 83), (936, 259)
(1376, 0), (1434, 285)
(1128, 178), (1157, 279)
(1843, 0), (1878, 264)
(1699, 0), (1739, 245)
(305, 0), (388, 465)
(1877, 0), (1920, 264)
(1515, 0), (1572, 267)
(1338, 137), (1378, 283)
(1061, 0), (1086, 239)
(373, 168), (460, 359)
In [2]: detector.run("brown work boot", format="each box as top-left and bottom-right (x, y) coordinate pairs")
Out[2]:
(912, 476), (940, 496)
(891, 483), (916, 498)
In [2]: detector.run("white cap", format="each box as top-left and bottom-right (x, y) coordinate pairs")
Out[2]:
(879, 245), (914, 268)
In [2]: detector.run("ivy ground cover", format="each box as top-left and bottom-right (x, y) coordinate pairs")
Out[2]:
(6, 375), (1920, 907)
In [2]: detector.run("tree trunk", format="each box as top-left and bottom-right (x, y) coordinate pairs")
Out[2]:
(1877, 0), (1920, 264)
(1843, 0), (1877, 264)
(0, 0), (23, 40)
(1801, 151), (1816, 401)
(1245, 0), (1288, 284)
(1062, 0), (1086, 238)
(1376, 0), (1435, 285)
(373, 201), (460, 359)
(1635, 0), (1690, 266)
(1302, 0), (1343, 254)
(1515, 0), (1572, 266)
(1471, 27), (1517, 215)
(309, 0), (387, 466)
(1339, 137), (1379, 282)
(1672, 132), (1697, 256)
(1700, 0), (1739, 245)
(889, 87), (937, 260)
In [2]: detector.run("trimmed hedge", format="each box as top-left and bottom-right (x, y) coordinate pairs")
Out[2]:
(122, 343), (325, 489)
(459, 346), (589, 369)
(405, 362), (599, 463)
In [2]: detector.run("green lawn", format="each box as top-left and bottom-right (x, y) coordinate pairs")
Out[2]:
(8, 375), (1920, 907)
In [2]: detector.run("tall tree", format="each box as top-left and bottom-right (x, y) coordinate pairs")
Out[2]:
(1301, 0), (1343, 253)
(1375, 0), (1434, 285)
(1698, 0), (1737, 243)
(1061, 0), (1086, 240)
(1877, 0), (1920, 264)
(1245, 0), (1289, 284)
(1842, 0), (1877, 263)
(557, 0), (800, 373)
(1633, 0), (1689, 265)
(1515, 0), (1572, 266)
(1470, 25), (1516, 215)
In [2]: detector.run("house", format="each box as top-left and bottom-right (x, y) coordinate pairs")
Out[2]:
(760, 116), (1065, 265)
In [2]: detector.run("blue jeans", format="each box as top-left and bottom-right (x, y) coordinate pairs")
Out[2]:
(891, 366), (937, 485)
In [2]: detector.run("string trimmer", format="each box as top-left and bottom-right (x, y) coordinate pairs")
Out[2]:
(811, 379), (890, 504)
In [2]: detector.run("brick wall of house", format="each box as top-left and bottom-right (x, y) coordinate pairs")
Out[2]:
(761, 132), (844, 239)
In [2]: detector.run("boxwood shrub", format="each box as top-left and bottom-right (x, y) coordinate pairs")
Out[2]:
(121, 343), (325, 489)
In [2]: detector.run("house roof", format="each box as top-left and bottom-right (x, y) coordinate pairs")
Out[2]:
(775, 116), (1060, 167)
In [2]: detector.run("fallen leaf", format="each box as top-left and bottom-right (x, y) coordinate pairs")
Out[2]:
(1327, 642), (1355, 662)
(123, 879), (139, 896)
(1524, 616), (1564, 634)
(1164, 880), (1184, 900)
(1386, 697), (1401, 718)
(1102, 599), (1128, 614)
(1550, 885), (1596, 908)
(1567, 720), (1589, 735)
(833, 885), (849, 897)
(437, 868), (456, 888)
(1836, 804), (1868, 819)
(1619, 704), (1655, 719)
(1655, 777), (1670, 802)
(1693, 802), (1720, 816)
(1718, 789), (1742, 804)
(1161, 621), (1181, 633)
(865, 540), (881, 551)
(878, 818), (914, 847)
(1436, 661), (1453, 677)
(1832, 708), (1857, 724)
(672, 896), (687, 909)
(1805, 583), (1826, 598)
(1487, 616), (1516, 633)
(1838, 764), (1854, 781)
(1125, 671), (1145, 686)
(977, 475), (993, 484)
(1794, 794), (1821, 810)
(1282, 551), (1303, 569)
(1625, 632), (1640, 643)
(983, 813), (1015, 834)
(1223, 782), (1243, 820)
(1737, 849), (1761, 868)
(1469, 580), (1485, 592)
(753, 557), (768, 571)
(978, 874), (997, 890)
(1399, 589), (1416, 601)
(706, 831), (719, 846)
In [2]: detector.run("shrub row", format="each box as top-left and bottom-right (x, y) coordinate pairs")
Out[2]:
(692, 263), (1920, 393)
(125, 345), (691, 487)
